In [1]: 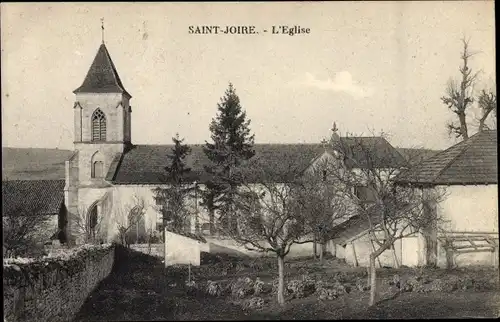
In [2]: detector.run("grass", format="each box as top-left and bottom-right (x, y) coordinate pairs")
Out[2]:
(74, 246), (500, 321)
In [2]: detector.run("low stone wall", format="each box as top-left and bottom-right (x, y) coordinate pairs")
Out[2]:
(3, 244), (115, 322)
(129, 243), (164, 258)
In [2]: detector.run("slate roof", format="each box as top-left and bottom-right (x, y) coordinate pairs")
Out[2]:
(107, 138), (405, 184)
(394, 130), (498, 185)
(2, 180), (65, 216)
(73, 43), (131, 97)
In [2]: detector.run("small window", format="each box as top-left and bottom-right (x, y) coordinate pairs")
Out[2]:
(322, 169), (327, 182)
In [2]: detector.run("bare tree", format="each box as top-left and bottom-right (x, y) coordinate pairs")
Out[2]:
(216, 156), (320, 306)
(70, 204), (105, 244)
(114, 195), (146, 246)
(329, 133), (447, 306)
(3, 205), (54, 258)
(441, 38), (481, 140)
(299, 157), (351, 264)
(477, 87), (497, 131)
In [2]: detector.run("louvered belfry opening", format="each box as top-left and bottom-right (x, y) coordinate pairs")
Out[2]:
(92, 108), (106, 141)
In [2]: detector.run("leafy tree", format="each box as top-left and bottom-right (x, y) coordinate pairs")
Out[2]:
(202, 83), (255, 234)
(153, 133), (193, 232)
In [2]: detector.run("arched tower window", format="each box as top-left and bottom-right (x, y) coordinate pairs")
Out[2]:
(92, 108), (106, 141)
(91, 151), (105, 179)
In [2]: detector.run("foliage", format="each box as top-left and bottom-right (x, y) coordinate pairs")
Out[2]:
(153, 133), (193, 232)
(242, 296), (266, 310)
(205, 280), (224, 297)
(202, 83), (255, 234)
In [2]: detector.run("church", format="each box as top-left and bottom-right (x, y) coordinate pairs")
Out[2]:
(64, 40), (408, 245)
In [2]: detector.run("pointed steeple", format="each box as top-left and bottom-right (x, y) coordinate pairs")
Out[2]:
(73, 43), (131, 98)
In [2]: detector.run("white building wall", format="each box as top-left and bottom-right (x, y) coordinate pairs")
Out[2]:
(437, 185), (498, 233)
(435, 184), (498, 267)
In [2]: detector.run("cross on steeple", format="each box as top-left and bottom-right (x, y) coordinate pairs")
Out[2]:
(101, 18), (105, 44)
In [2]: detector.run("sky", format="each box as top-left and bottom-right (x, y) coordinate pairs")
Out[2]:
(1, 2), (496, 151)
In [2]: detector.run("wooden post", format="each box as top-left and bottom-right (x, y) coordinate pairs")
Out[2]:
(493, 246), (499, 268)
(331, 241), (337, 258)
(445, 240), (454, 270)
(351, 242), (359, 267)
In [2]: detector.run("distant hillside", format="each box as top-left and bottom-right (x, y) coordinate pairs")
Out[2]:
(2, 147), (74, 181)
(1, 146), (442, 181)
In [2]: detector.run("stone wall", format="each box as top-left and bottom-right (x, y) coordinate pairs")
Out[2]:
(3, 244), (115, 322)
(129, 243), (164, 258)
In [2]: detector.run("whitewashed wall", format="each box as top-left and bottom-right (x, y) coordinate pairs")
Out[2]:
(435, 184), (498, 267)
(436, 185), (498, 232)
(165, 231), (201, 266)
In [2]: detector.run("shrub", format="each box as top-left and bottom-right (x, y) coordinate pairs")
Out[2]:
(205, 280), (224, 297)
(355, 278), (370, 291)
(253, 278), (272, 295)
(286, 277), (316, 299)
(317, 288), (338, 301)
(185, 280), (198, 295)
(229, 277), (255, 298)
(242, 297), (266, 310)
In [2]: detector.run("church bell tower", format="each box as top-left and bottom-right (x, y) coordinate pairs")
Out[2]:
(72, 36), (132, 185)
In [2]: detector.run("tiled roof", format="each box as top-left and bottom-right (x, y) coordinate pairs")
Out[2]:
(395, 148), (442, 166)
(108, 139), (405, 184)
(334, 137), (406, 169)
(108, 144), (327, 184)
(73, 43), (131, 97)
(2, 180), (65, 216)
(394, 130), (498, 185)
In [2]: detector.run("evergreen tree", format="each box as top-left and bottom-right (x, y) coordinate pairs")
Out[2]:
(202, 83), (255, 234)
(153, 133), (192, 233)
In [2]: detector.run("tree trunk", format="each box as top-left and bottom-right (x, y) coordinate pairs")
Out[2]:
(320, 242), (324, 264)
(392, 246), (400, 269)
(369, 254), (377, 306)
(277, 255), (285, 306)
(422, 193), (438, 267)
(458, 112), (469, 140)
(209, 209), (215, 235)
